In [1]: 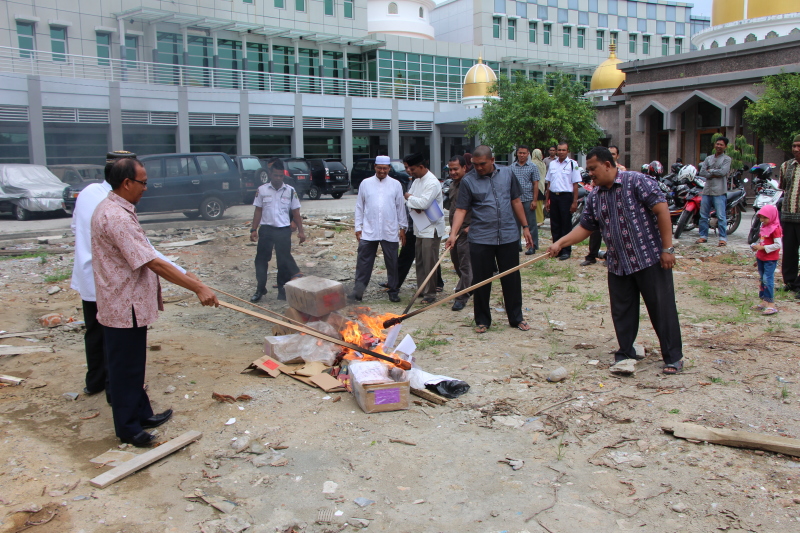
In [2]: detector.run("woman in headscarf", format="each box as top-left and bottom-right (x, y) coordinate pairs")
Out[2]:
(463, 152), (473, 173)
(531, 148), (548, 224)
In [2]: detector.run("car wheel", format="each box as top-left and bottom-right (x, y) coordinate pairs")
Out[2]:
(199, 196), (225, 221)
(183, 211), (201, 219)
(307, 185), (321, 200)
(13, 204), (30, 221)
(256, 169), (268, 184)
(331, 192), (344, 199)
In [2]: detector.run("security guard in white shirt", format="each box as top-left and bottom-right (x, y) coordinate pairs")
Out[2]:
(250, 158), (306, 302)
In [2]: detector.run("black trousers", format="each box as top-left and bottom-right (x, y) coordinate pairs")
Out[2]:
(354, 240), (399, 297)
(549, 192), (574, 256)
(397, 228), (442, 288)
(607, 262), (683, 365)
(255, 225), (299, 292)
(781, 221), (800, 292)
(470, 241), (524, 328)
(585, 230), (603, 261)
(104, 308), (153, 440)
(82, 300), (107, 394)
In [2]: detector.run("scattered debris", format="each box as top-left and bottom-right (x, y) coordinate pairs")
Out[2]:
(354, 497), (375, 508)
(186, 489), (237, 514)
(322, 481), (338, 494)
(0, 344), (55, 357)
(662, 421), (800, 457)
(389, 438), (417, 446)
(610, 359), (636, 376)
(547, 367), (568, 382)
(498, 457), (524, 470)
(0, 374), (24, 385)
(46, 285), (61, 295)
(62, 392), (79, 401)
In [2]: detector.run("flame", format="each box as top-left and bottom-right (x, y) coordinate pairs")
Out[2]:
(339, 311), (401, 363)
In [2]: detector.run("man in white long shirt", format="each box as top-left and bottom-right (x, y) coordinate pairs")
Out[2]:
(351, 156), (407, 302)
(71, 151), (189, 399)
(404, 152), (445, 304)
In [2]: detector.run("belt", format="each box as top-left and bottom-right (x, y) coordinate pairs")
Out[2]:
(551, 191), (571, 195)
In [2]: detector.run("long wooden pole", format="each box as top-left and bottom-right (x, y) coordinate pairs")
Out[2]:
(383, 253), (550, 328)
(217, 301), (412, 370)
(208, 286), (307, 329)
(402, 246), (450, 315)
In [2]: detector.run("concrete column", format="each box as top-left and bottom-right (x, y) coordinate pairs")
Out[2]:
(431, 123), (442, 179)
(26, 76), (46, 165)
(341, 45), (349, 80)
(343, 97), (353, 170)
(292, 93), (304, 157)
(177, 86), (191, 152)
(212, 32), (219, 69)
(238, 90), (250, 155)
(293, 41), (299, 76)
(389, 99), (400, 159)
(108, 82), (124, 151)
(118, 18), (127, 61)
(667, 112), (680, 167)
(268, 38), (274, 73)
(684, 107), (697, 165)
(241, 33), (248, 71)
(182, 28), (189, 67)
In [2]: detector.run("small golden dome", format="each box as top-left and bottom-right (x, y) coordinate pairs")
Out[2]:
(463, 57), (498, 98)
(590, 41), (625, 91)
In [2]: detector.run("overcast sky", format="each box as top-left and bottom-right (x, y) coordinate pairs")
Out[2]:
(691, 0), (713, 17)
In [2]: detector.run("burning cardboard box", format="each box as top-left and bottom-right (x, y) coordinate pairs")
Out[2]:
(284, 276), (346, 317)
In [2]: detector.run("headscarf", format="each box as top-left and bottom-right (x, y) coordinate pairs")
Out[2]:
(532, 149), (547, 194)
(759, 204), (782, 238)
(463, 152), (473, 172)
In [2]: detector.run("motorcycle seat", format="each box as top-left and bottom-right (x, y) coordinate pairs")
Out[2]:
(726, 190), (744, 201)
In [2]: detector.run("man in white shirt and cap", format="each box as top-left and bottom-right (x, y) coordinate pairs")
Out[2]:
(70, 151), (191, 400)
(404, 152), (445, 304)
(350, 156), (407, 302)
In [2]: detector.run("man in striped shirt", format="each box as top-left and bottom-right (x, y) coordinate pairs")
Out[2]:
(510, 145), (540, 254)
(546, 146), (683, 375)
(779, 134), (800, 297)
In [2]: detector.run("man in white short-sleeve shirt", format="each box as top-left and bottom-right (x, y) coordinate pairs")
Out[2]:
(250, 158), (305, 302)
(545, 142), (583, 260)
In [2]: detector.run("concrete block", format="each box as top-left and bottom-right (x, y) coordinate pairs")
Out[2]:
(284, 276), (346, 317)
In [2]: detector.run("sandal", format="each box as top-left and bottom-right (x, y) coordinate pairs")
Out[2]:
(762, 307), (779, 316)
(695, 238), (707, 244)
(663, 360), (684, 375)
(718, 241), (727, 247)
(515, 321), (531, 331)
(474, 325), (488, 334)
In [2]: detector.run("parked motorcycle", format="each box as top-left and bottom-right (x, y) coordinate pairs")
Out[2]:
(664, 164), (697, 227)
(746, 163), (781, 244)
(673, 169), (746, 239)
(570, 168), (590, 228)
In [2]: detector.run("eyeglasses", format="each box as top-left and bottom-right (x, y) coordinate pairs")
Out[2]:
(129, 178), (148, 187)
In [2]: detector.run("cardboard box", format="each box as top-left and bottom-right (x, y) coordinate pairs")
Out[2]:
(263, 334), (305, 364)
(284, 276), (346, 317)
(272, 309), (348, 336)
(352, 378), (410, 414)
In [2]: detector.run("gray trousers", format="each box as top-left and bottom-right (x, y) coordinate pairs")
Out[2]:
(450, 230), (472, 303)
(517, 200), (539, 251)
(415, 231), (441, 299)
(354, 240), (399, 297)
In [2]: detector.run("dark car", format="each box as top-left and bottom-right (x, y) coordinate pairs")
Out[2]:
(233, 155), (268, 204)
(48, 164), (105, 186)
(350, 158), (409, 191)
(277, 158), (312, 197)
(306, 159), (350, 200)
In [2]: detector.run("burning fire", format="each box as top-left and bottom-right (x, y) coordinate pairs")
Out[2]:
(340, 311), (400, 362)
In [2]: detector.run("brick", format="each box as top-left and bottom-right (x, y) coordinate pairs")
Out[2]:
(284, 276), (346, 317)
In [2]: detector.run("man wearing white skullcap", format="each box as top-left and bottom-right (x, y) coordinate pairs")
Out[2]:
(351, 156), (407, 302)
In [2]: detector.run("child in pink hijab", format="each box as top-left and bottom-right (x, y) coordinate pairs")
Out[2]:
(750, 204), (782, 315)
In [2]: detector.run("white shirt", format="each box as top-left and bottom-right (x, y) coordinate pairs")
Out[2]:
(254, 182), (301, 227)
(355, 175), (407, 242)
(71, 181), (185, 302)
(545, 158), (582, 193)
(405, 171), (446, 238)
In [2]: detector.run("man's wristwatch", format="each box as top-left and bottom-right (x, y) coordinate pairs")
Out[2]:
(522, 225), (529, 229)
(662, 247), (675, 254)
(251, 228), (258, 233)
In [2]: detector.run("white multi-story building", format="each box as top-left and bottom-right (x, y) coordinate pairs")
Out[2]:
(0, 0), (705, 172)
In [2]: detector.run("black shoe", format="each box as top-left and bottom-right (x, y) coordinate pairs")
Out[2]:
(795, 291), (800, 300)
(388, 293), (401, 303)
(141, 409), (173, 429)
(277, 288), (286, 301)
(558, 254), (570, 261)
(580, 259), (596, 266)
(379, 282), (390, 289)
(83, 387), (103, 396)
(123, 430), (155, 447)
(348, 292), (363, 302)
(250, 289), (266, 302)
(451, 300), (466, 311)
(525, 248), (535, 255)
(421, 296), (436, 304)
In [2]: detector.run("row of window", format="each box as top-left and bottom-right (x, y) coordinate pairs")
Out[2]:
(498, 0), (687, 23)
(491, 18), (682, 55)
(17, 21), (140, 64)
(264, 0), (354, 17)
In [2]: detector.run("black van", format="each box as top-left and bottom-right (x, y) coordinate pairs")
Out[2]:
(136, 153), (242, 220)
(306, 159), (350, 200)
(350, 158), (410, 191)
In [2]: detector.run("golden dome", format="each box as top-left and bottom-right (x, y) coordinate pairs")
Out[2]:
(590, 41), (625, 91)
(712, 0), (798, 26)
(463, 57), (498, 98)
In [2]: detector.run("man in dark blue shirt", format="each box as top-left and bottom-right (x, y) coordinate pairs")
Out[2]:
(446, 145), (533, 333)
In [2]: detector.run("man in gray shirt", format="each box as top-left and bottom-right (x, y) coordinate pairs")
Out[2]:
(446, 145), (533, 333)
(696, 137), (732, 246)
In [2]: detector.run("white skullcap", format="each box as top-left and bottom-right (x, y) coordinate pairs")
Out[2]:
(375, 155), (391, 165)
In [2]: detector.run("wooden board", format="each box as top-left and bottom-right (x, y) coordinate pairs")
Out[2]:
(157, 238), (214, 248)
(89, 430), (202, 488)
(0, 374), (24, 385)
(0, 345), (54, 356)
(0, 330), (50, 339)
(662, 421), (800, 458)
(410, 387), (448, 405)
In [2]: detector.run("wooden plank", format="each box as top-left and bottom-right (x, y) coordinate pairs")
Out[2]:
(0, 345), (54, 356)
(662, 421), (800, 458)
(0, 330), (50, 339)
(0, 374), (24, 385)
(410, 387), (448, 405)
(89, 430), (202, 488)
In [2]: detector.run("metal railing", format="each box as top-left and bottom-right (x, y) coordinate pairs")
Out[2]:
(0, 46), (463, 103)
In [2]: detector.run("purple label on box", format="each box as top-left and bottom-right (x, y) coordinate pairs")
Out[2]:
(373, 387), (401, 405)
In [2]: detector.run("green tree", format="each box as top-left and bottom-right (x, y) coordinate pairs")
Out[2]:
(466, 73), (601, 155)
(711, 133), (756, 172)
(743, 72), (800, 152)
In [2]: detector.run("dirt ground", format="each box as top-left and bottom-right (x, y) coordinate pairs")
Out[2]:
(1, 215), (800, 533)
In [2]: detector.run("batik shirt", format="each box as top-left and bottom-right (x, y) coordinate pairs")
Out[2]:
(580, 171), (666, 276)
